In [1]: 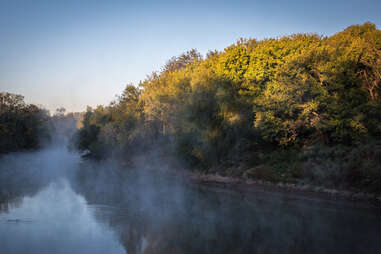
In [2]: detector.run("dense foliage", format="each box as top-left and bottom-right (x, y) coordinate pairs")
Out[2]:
(76, 23), (381, 192)
(0, 92), (51, 153)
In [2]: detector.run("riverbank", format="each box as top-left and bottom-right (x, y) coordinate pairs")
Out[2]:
(186, 172), (381, 206)
(94, 152), (381, 206)
(130, 158), (381, 205)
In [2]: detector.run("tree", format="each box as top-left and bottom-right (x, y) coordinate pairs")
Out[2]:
(0, 92), (50, 153)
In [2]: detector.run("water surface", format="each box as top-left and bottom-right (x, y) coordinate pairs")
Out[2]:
(1, 148), (380, 254)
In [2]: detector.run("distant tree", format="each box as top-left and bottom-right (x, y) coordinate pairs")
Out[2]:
(54, 107), (66, 117)
(163, 49), (202, 72)
(0, 92), (50, 153)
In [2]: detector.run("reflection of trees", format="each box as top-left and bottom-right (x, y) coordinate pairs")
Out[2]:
(73, 164), (381, 254)
(0, 197), (23, 213)
(0, 151), (65, 214)
(0, 153), (380, 253)
(0, 177), (44, 213)
(0, 166), (46, 213)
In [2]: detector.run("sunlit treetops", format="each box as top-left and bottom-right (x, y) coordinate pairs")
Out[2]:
(78, 23), (381, 164)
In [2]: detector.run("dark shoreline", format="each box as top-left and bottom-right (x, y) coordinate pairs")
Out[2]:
(88, 156), (381, 207)
(185, 172), (381, 208)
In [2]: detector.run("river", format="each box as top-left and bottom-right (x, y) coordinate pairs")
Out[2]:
(0, 147), (380, 254)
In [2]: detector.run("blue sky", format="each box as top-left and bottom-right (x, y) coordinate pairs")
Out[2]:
(0, 0), (380, 113)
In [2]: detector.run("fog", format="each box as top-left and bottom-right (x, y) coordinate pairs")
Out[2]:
(1, 144), (381, 254)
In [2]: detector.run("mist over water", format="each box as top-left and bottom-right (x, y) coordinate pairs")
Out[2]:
(1, 145), (381, 254)
(0, 179), (124, 254)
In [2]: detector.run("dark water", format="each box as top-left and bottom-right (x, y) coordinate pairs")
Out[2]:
(0, 148), (381, 254)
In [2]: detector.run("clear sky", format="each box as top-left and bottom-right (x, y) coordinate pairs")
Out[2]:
(0, 0), (380, 113)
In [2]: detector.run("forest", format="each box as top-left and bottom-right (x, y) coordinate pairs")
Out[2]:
(0, 94), (80, 153)
(0, 92), (51, 153)
(2, 23), (381, 193)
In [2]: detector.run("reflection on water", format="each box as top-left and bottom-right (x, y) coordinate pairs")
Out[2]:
(1, 149), (381, 254)
(0, 180), (124, 254)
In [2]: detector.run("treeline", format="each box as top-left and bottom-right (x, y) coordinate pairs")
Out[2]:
(0, 93), (82, 154)
(0, 92), (51, 154)
(76, 23), (381, 192)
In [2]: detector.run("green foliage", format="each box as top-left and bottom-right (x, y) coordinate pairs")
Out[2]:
(0, 92), (50, 153)
(254, 24), (381, 146)
(299, 141), (381, 192)
(76, 23), (381, 181)
(75, 85), (149, 157)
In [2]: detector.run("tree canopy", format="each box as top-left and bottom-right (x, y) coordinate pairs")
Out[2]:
(0, 92), (51, 153)
(76, 23), (381, 183)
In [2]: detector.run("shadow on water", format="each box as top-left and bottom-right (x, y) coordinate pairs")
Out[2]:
(1, 147), (381, 254)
